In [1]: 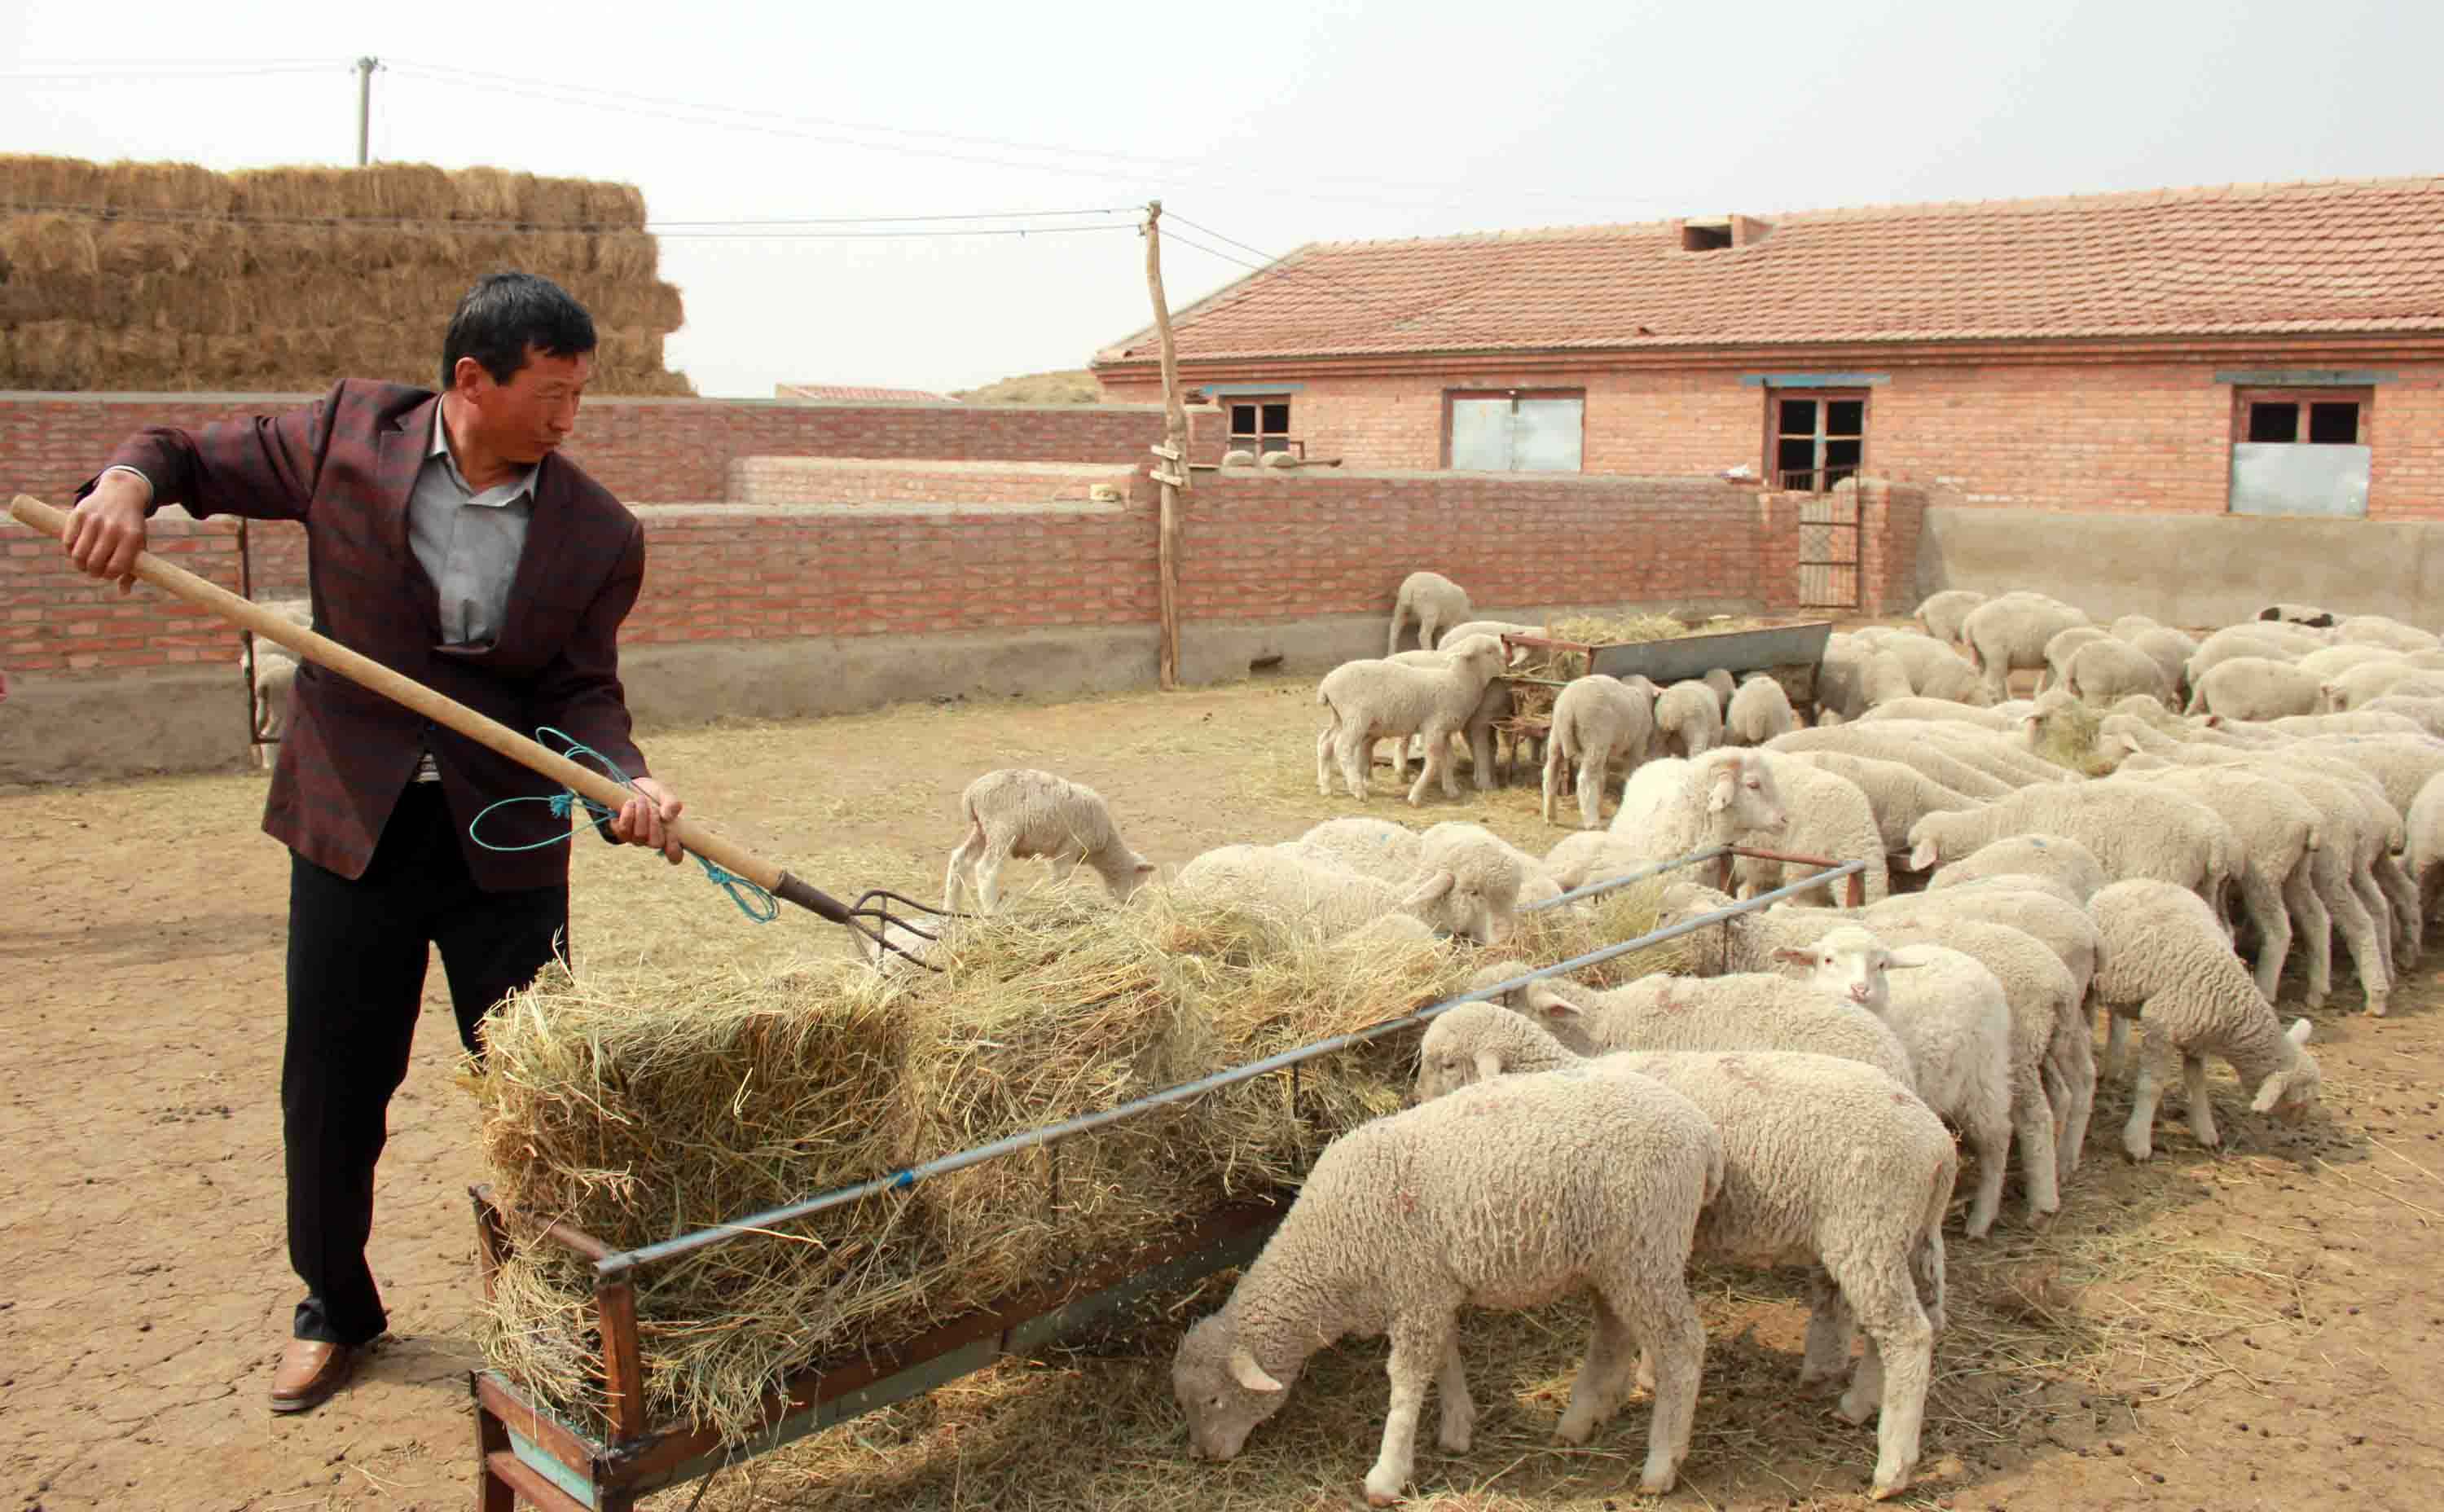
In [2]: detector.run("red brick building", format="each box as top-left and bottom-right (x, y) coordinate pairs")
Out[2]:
(1093, 177), (2444, 521)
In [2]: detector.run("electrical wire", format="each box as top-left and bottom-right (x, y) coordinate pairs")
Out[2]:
(0, 198), (1141, 239)
(1157, 219), (1528, 356)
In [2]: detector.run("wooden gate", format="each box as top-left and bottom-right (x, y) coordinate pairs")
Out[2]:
(1796, 490), (1861, 610)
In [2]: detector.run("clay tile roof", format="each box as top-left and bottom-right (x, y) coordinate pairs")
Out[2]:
(775, 382), (952, 402)
(1095, 174), (2444, 364)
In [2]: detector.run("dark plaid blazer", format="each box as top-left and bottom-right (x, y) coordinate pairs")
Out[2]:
(77, 379), (651, 893)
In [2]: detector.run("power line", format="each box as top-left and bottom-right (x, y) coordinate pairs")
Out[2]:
(1158, 217), (1528, 356)
(0, 199), (1140, 237)
(0, 64), (343, 81)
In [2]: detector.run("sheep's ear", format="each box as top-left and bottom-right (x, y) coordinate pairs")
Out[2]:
(1908, 838), (1940, 871)
(2204, 714), (2223, 728)
(1400, 870), (1457, 908)
(1523, 982), (1584, 1020)
(2249, 1071), (2291, 1114)
(1228, 1347), (1285, 1393)
(2288, 1017), (2314, 1046)
(1473, 1050), (1507, 1082)
(1769, 947), (1817, 966)
(1707, 770), (1737, 814)
(1884, 947), (1931, 970)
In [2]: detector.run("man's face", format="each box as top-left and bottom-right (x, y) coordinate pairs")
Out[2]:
(461, 345), (592, 463)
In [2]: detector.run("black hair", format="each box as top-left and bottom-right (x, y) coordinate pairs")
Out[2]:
(440, 271), (597, 390)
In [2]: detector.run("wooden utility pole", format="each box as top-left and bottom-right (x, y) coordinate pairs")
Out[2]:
(354, 56), (380, 166)
(1143, 200), (1189, 690)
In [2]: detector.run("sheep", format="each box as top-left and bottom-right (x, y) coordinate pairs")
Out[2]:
(1170, 1065), (1722, 1502)
(248, 648), (298, 771)
(2101, 764), (2321, 1001)
(1459, 960), (1602, 1053)
(2064, 637), (2174, 705)
(1857, 697), (2020, 729)
(2319, 661), (2444, 711)
(1926, 833), (2108, 902)
(1172, 842), (1510, 945)
(2086, 880), (2323, 1159)
(2039, 625), (2112, 692)
(1386, 644), (1526, 793)
(1542, 829), (1661, 894)
(2355, 697), (2444, 737)
(1289, 816), (1422, 885)
(1544, 675), (1657, 829)
(1525, 972), (1918, 1091)
(943, 768), (1154, 913)
(1727, 754), (1888, 905)
(2336, 614), (2440, 653)
(1317, 635), (1509, 804)
(2109, 613), (2160, 639)
(2125, 626), (2198, 703)
(1914, 589), (1985, 644)
(1903, 721), (2087, 788)
(2262, 709), (2430, 739)
(1702, 666), (1738, 713)
(1817, 639), (1915, 720)
(1868, 631), (1992, 705)
(1387, 570), (1471, 655)
(1436, 618), (1544, 649)
(1724, 674), (1798, 748)
(2297, 643), (2403, 680)
(2408, 771), (2444, 925)
(1652, 679), (1724, 758)
(1607, 748), (1790, 864)
(1414, 1020), (1954, 1501)
(1906, 784), (2236, 919)
(2257, 601), (2338, 628)
(1782, 750), (1981, 858)
(1765, 726), (2015, 801)
(1960, 594), (2091, 699)
(1418, 820), (1556, 918)
(2187, 656), (2326, 720)
(2185, 626), (2298, 685)
(1787, 927), (2018, 1237)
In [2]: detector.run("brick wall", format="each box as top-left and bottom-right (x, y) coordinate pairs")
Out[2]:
(1110, 358), (2444, 517)
(2, 510), (242, 673)
(725, 458), (1141, 507)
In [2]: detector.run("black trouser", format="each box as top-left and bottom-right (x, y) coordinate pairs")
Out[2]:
(283, 781), (568, 1346)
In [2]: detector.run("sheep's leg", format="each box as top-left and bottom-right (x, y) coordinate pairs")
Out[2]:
(974, 838), (1017, 915)
(2121, 1022), (2180, 1162)
(2009, 1071), (2061, 1228)
(1387, 606), (1408, 659)
(2236, 864), (2290, 1004)
(1568, 1299), (1645, 1439)
(1364, 1313), (1448, 1506)
(2375, 851), (2421, 969)
(2182, 1053), (2221, 1150)
(1541, 734), (1568, 826)
(1407, 720), (1459, 806)
(1418, 609), (1441, 655)
(1835, 1274), (1934, 1501)
(943, 821), (986, 912)
(2055, 1014), (2098, 1180)
(2331, 866), (2393, 1015)
(1603, 1286), (1703, 1494)
(2286, 862), (2333, 1009)
(1315, 720), (1337, 798)
(1434, 1336), (1476, 1453)
(1576, 752), (1607, 832)
(1335, 727), (1373, 803)
(1963, 1099), (2015, 1239)
(2102, 1005), (2134, 1083)
(1799, 1268), (1856, 1386)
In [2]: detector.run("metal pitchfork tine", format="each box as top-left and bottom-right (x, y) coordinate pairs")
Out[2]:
(7, 491), (968, 963)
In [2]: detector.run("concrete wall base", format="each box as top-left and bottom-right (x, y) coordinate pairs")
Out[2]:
(1915, 507), (2444, 628)
(0, 669), (252, 785)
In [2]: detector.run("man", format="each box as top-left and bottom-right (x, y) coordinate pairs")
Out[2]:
(58, 271), (684, 1414)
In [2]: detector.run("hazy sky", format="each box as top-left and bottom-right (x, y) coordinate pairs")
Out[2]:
(5, 0), (2434, 398)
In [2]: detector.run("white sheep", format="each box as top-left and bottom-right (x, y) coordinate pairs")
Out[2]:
(1171, 1065), (1722, 1502)
(1416, 820), (1545, 926)
(1857, 697), (2019, 730)
(2064, 637), (2174, 705)
(1782, 750), (1981, 858)
(2087, 879), (2323, 1160)
(1700, 666), (1738, 714)
(1607, 747), (1790, 863)
(2125, 626), (2198, 703)
(1787, 927), (2018, 1238)
(1173, 842), (1508, 945)
(1959, 593), (2091, 699)
(2297, 643), (2402, 680)
(1926, 833), (2107, 902)
(2319, 661), (2444, 711)
(1906, 784), (2236, 918)
(1866, 631), (1992, 705)
(2411, 773), (2444, 926)
(943, 768), (1154, 913)
(248, 649), (298, 771)
(1414, 1018), (1954, 1501)
(1816, 638), (1914, 721)
(2354, 697), (2444, 737)
(1387, 570), (1471, 655)
(1723, 674), (1798, 747)
(1385, 644), (1523, 793)
(1914, 589), (1985, 645)
(2038, 625), (2111, 692)
(1728, 754), (1888, 905)
(1767, 726), (2015, 801)
(1652, 679), (1724, 757)
(2336, 613), (2440, 653)
(1317, 635), (1509, 805)
(1544, 675), (1656, 829)
(2101, 764), (2320, 1001)
(1289, 816), (1423, 885)
(1527, 972), (1918, 1090)
(2183, 626), (2297, 688)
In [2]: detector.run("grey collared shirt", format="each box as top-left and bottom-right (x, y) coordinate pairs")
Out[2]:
(411, 402), (538, 649)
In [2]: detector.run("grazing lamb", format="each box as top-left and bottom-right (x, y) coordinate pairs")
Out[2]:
(1387, 570), (1471, 655)
(1868, 631), (1992, 705)
(1607, 748), (1790, 861)
(2336, 614), (2440, 653)
(1783, 750), (1982, 857)
(1652, 679), (1725, 758)
(1415, 1022), (1954, 1501)
(1857, 697), (2019, 730)
(943, 769), (1154, 913)
(1171, 1066), (1722, 1502)
(2410, 773), (2444, 925)
(2064, 637), (2174, 705)
(2124, 626), (2198, 703)
(2103, 764), (2321, 1001)
(1544, 675), (1657, 829)
(1289, 816), (1423, 885)
(1317, 635), (1509, 804)
(1702, 666), (1739, 711)
(1174, 842), (1512, 945)
(1386, 644), (1526, 793)
(1906, 784), (2236, 917)
(1526, 973), (1917, 1090)
(1725, 674), (1798, 747)
(2184, 626), (2297, 686)
(1817, 639), (1915, 721)
(1960, 594), (2091, 699)
(2319, 661), (2444, 711)
(2087, 880), (2323, 1159)
(1914, 590), (1986, 645)
(1728, 754), (1888, 905)
(248, 649), (298, 771)
(2297, 643), (2403, 680)
(1766, 725), (2016, 800)
(1926, 834), (2108, 902)
(1418, 821), (1550, 921)
(1787, 928), (2018, 1238)
(2038, 625), (2112, 692)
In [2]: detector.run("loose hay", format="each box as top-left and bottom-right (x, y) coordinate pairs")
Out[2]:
(471, 886), (1498, 1440)
(2026, 698), (2117, 776)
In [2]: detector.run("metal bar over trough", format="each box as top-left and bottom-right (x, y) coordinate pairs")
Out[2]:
(468, 842), (1865, 1510)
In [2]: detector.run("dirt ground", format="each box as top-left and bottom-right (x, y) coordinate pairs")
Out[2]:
(7, 674), (2444, 1511)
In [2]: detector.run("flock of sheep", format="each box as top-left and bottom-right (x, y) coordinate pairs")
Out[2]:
(909, 574), (2444, 1505)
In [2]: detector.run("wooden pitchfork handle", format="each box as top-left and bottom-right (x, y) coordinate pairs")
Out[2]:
(7, 492), (952, 961)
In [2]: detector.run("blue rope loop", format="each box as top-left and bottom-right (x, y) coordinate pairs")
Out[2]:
(465, 726), (776, 923)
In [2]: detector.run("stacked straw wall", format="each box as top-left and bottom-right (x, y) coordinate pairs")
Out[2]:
(0, 156), (691, 394)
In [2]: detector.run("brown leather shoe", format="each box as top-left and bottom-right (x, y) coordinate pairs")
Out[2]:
(269, 1338), (362, 1413)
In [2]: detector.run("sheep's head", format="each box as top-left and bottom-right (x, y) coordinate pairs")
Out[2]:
(1703, 749), (1787, 841)
(1442, 634), (1508, 686)
(1172, 1313), (1295, 1461)
(2318, 682), (2348, 714)
(1416, 1002), (1532, 1101)
(2251, 1018), (2323, 1123)
(1775, 925), (1921, 1013)
(1652, 882), (1738, 974)
(1904, 812), (1964, 872)
(1407, 830), (1526, 944)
